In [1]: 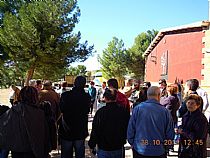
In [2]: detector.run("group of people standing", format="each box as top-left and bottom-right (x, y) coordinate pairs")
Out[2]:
(90, 77), (209, 158)
(0, 76), (209, 158)
(158, 78), (209, 158)
(0, 80), (61, 158)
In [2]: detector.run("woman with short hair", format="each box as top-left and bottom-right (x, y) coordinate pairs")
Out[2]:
(177, 94), (208, 158)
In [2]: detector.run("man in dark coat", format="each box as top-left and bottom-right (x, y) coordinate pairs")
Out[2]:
(88, 89), (130, 158)
(59, 76), (91, 158)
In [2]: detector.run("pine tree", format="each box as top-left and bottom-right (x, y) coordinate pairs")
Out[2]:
(125, 30), (158, 79)
(99, 37), (127, 87)
(0, 0), (93, 85)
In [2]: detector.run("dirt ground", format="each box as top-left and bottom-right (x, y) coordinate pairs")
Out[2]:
(0, 88), (11, 106)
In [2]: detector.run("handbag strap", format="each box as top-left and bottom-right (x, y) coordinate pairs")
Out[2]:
(62, 116), (71, 132)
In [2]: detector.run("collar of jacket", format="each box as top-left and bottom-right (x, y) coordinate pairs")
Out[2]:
(106, 102), (117, 107)
(72, 87), (85, 92)
(145, 99), (161, 106)
(186, 108), (201, 116)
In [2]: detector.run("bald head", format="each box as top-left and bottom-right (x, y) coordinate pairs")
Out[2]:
(147, 86), (161, 101)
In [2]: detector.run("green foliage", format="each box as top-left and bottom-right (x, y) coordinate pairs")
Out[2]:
(0, 0), (93, 85)
(125, 30), (158, 79)
(0, 61), (26, 87)
(67, 65), (87, 76)
(99, 37), (127, 80)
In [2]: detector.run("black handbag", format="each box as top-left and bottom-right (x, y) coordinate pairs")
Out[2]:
(61, 116), (71, 133)
(179, 145), (201, 158)
(179, 145), (193, 157)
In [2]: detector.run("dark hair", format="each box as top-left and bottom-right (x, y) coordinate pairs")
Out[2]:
(177, 83), (182, 93)
(36, 80), (42, 86)
(90, 81), (95, 85)
(74, 76), (86, 88)
(159, 79), (167, 85)
(138, 86), (148, 102)
(191, 79), (199, 91)
(18, 86), (39, 105)
(103, 89), (117, 101)
(144, 81), (151, 88)
(107, 78), (118, 89)
(186, 94), (202, 106)
(61, 81), (67, 87)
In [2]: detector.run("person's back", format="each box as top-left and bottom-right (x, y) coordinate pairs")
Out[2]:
(59, 76), (91, 158)
(0, 86), (48, 158)
(59, 87), (90, 140)
(160, 84), (180, 124)
(89, 102), (129, 150)
(127, 86), (174, 157)
(88, 89), (130, 158)
(39, 81), (60, 121)
(107, 78), (130, 113)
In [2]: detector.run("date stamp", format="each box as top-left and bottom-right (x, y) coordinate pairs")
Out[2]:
(182, 139), (203, 146)
(140, 139), (174, 146)
(140, 139), (203, 146)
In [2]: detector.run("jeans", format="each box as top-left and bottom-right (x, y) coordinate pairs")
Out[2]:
(0, 149), (9, 158)
(97, 148), (123, 158)
(61, 139), (85, 158)
(11, 151), (35, 158)
(133, 149), (166, 158)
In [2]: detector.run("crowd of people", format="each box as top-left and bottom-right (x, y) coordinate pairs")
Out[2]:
(0, 76), (209, 158)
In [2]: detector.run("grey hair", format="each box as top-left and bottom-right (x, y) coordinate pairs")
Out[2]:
(147, 86), (160, 97)
(29, 79), (36, 87)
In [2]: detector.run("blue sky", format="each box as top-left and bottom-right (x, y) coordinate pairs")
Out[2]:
(73, 0), (209, 70)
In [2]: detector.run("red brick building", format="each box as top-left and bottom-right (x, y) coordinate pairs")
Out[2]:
(144, 21), (210, 91)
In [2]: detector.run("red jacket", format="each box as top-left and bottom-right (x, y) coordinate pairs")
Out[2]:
(117, 91), (130, 113)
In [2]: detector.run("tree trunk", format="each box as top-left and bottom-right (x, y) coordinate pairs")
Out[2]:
(24, 65), (36, 86)
(117, 77), (125, 89)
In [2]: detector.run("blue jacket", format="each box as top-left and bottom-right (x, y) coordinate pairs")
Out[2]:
(127, 99), (174, 156)
(88, 86), (97, 101)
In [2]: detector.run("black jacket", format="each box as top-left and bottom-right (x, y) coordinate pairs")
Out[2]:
(0, 103), (49, 158)
(59, 87), (91, 141)
(179, 109), (208, 158)
(88, 102), (130, 151)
